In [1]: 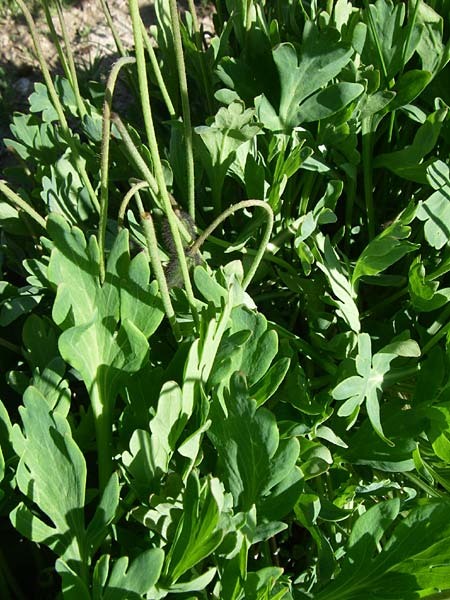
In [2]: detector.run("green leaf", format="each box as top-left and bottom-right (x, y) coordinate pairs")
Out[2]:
(409, 257), (450, 312)
(11, 386), (87, 564)
(315, 500), (450, 599)
(122, 381), (184, 496)
(86, 473), (120, 555)
(55, 559), (91, 600)
(195, 101), (261, 206)
(373, 106), (447, 183)
(22, 314), (59, 372)
(362, 0), (421, 82)
(249, 357), (291, 407)
(414, 1), (450, 75)
(47, 215), (152, 402)
(255, 25), (355, 131)
(352, 217), (419, 286)
(164, 473), (225, 583)
(316, 236), (360, 333)
(297, 82), (364, 123)
(0, 284), (42, 326)
(389, 70), (432, 111)
(417, 160), (450, 249)
(209, 372), (299, 511)
(103, 548), (164, 599)
(333, 333), (418, 443)
(41, 151), (96, 222)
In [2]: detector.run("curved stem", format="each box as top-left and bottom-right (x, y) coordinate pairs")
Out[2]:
(118, 180), (149, 229)
(190, 199), (274, 290)
(0, 181), (46, 230)
(169, 0), (195, 218)
(206, 233), (299, 276)
(99, 56), (136, 282)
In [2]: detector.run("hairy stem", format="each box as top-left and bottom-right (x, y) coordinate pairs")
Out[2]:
(168, 0), (196, 218)
(111, 115), (192, 244)
(134, 191), (181, 340)
(128, 0), (198, 324)
(190, 199), (274, 290)
(99, 56), (136, 283)
(42, 0), (71, 84)
(118, 179), (150, 229)
(141, 20), (176, 118)
(55, 0), (87, 118)
(99, 0), (127, 57)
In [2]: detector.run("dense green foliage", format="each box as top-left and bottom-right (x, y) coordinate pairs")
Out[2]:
(1, 0), (450, 597)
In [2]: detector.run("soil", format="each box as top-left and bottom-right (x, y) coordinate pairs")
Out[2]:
(0, 1), (214, 162)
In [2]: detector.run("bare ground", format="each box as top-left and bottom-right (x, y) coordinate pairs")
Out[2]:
(0, 1), (214, 162)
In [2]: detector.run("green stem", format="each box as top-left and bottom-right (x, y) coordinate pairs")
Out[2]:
(91, 383), (113, 493)
(111, 114), (192, 244)
(129, 0), (198, 324)
(383, 365), (419, 385)
(134, 192), (181, 340)
(364, 0), (389, 82)
(186, 0), (200, 35)
(420, 591), (450, 600)
(270, 321), (337, 375)
(207, 234), (299, 276)
(141, 20), (176, 118)
(118, 180), (149, 229)
(111, 113), (159, 196)
(0, 180), (46, 229)
(168, 0), (196, 218)
(99, 56), (136, 283)
(55, 0), (86, 118)
(16, 0), (100, 215)
(421, 319), (450, 356)
(403, 471), (444, 498)
(190, 199), (274, 290)
(185, 0), (215, 115)
(359, 288), (408, 319)
(361, 116), (375, 240)
(99, 0), (127, 57)
(0, 337), (22, 354)
(41, 1), (72, 84)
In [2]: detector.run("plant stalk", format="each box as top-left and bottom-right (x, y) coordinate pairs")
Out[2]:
(99, 56), (136, 283)
(141, 20), (176, 118)
(128, 0), (198, 325)
(168, 0), (196, 218)
(0, 181), (47, 229)
(134, 192), (181, 340)
(190, 199), (274, 290)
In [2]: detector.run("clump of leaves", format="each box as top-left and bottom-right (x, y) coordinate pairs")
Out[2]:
(1, 0), (450, 598)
